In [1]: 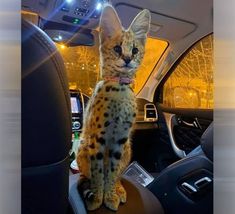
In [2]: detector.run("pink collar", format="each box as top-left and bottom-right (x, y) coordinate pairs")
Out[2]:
(104, 76), (133, 85)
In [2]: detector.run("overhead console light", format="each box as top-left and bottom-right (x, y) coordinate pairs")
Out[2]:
(91, 1), (104, 18)
(66, 0), (74, 4)
(23, 0), (106, 33)
(96, 2), (102, 11)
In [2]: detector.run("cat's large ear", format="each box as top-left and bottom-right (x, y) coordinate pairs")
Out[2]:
(99, 5), (122, 43)
(130, 9), (151, 44)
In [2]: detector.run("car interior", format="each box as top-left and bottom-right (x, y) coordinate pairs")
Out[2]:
(21, 0), (213, 213)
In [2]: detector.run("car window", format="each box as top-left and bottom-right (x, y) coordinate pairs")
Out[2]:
(56, 36), (168, 96)
(162, 34), (213, 109)
(134, 38), (168, 94)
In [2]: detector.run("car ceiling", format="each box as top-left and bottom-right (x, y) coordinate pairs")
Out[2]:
(112, 0), (212, 42)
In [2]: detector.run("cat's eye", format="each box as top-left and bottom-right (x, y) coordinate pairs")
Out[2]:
(113, 45), (122, 55)
(132, 47), (139, 55)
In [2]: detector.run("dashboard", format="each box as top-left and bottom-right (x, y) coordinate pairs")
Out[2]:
(69, 92), (159, 133)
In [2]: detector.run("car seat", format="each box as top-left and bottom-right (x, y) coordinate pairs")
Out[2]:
(148, 123), (213, 214)
(22, 19), (72, 214)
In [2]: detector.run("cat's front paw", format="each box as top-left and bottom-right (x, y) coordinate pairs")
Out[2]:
(116, 182), (127, 203)
(85, 192), (103, 211)
(104, 191), (120, 211)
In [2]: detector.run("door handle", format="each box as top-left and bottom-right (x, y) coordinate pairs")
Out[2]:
(181, 182), (197, 194)
(194, 177), (212, 189)
(181, 120), (196, 127)
(178, 117), (202, 129)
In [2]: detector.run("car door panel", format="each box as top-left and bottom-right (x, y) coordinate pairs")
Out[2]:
(159, 104), (213, 158)
(130, 99), (179, 173)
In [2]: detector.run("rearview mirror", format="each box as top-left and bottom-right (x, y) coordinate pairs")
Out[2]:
(44, 29), (95, 47)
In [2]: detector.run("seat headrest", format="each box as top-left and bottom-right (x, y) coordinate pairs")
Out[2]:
(201, 122), (213, 161)
(22, 19), (72, 168)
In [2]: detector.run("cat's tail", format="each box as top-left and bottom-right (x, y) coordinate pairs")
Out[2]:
(77, 176), (94, 201)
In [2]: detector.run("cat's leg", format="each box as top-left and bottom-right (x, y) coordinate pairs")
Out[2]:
(115, 141), (131, 203)
(104, 138), (131, 211)
(77, 138), (104, 210)
(77, 141), (91, 179)
(115, 180), (127, 203)
(76, 141), (93, 203)
(87, 136), (106, 211)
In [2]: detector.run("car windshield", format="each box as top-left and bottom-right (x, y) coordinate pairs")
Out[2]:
(56, 35), (168, 96)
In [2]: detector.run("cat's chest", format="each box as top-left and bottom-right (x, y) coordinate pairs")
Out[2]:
(95, 82), (134, 100)
(92, 82), (136, 115)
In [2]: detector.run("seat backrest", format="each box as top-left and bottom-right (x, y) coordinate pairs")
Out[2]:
(201, 122), (213, 161)
(22, 19), (72, 214)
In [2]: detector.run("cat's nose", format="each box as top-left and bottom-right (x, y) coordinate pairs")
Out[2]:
(123, 57), (131, 65)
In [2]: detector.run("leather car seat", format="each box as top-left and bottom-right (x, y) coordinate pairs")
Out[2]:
(148, 123), (213, 214)
(22, 19), (72, 214)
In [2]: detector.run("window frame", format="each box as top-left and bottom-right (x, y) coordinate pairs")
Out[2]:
(154, 33), (213, 109)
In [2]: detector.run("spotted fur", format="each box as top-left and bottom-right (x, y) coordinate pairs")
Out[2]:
(77, 5), (151, 211)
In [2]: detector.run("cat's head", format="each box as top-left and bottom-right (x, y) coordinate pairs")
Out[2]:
(99, 5), (151, 79)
